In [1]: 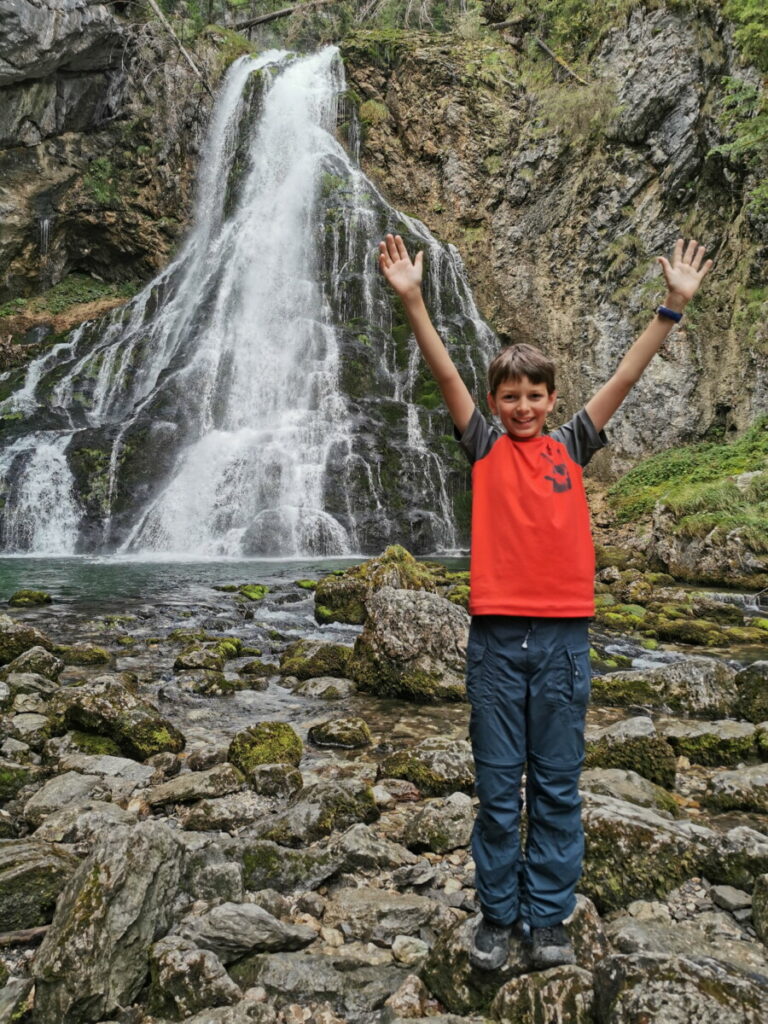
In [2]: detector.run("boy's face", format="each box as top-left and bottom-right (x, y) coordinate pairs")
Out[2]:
(488, 375), (557, 440)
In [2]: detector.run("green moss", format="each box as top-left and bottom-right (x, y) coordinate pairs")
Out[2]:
(8, 589), (51, 607)
(584, 736), (677, 789)
(591, 673), (661, 708)
(0, 274), (137, 321)
(279, 639), (352, 680)
(295, 579), (318, 590)
(238, 584), (268, 601)
(665, 729), (756, 766)
(228, 721), (303, 772)
(379, 750), (471, 795)
(68, 731), (122, 757)
(59, 643), (112, 666)
(359, 99), (390, 124)
(0, 762), (36, 800)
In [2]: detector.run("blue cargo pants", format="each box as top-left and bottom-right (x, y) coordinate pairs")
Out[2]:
(466, 615), (591, 929)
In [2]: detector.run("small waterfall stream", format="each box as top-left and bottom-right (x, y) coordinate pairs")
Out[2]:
(0, 47), (496, 557)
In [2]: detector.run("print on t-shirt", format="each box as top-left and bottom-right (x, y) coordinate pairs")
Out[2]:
(540, 448), (572, 493)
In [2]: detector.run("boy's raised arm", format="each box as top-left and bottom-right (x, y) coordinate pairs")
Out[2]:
(585, 238), (713, 433)
(379, 233), (476, 434)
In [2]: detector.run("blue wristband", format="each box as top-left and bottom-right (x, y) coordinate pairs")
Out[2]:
(656, 305), (683, 323)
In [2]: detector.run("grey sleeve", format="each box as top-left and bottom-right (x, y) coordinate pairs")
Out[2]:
(551, 408), (608, 468)
(453, 407), (500, 465)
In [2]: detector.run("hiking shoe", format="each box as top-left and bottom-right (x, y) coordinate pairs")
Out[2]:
(529, 923), (575, 969)
(469, 916), (510, 970)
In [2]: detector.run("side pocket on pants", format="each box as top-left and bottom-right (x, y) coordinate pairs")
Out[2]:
(465, 627), (489, 708)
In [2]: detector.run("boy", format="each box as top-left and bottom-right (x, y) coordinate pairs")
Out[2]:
(378, 233), (712, 970)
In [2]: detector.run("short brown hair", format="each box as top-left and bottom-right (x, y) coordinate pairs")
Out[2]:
(487, 344), (556, 395)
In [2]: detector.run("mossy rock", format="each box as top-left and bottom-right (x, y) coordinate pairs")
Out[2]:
(238, 659), (276, 678)
(58, 642), (112, 666)
(279, 639), (352, 680)
(212, 637), (243, 660)
(308, 717), (372, 748)
(173, 647), (225, 672)
(590, 673), (661, 708)
(0, 839), (80, 929)
(584, 736), (677, 789)
(0, 758), (40, 801)
(313, 545), (439, 625)
(651, 618), (730, 647)
(295, 579), (318, 590)
(229, 721), (303, 772)
(660, 721), (756, 767)
(260, 781), (378, 846)
(595, 545), (636, 571)
(238, 584), (269, 602)
(0, 619), (53, 665)
(379, 739), (474, 796)
(8, 590), (52, 607)
(67, 731), (123, 757)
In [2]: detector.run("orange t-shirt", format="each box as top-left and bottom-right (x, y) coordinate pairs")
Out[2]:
(456, 407), (607, 618)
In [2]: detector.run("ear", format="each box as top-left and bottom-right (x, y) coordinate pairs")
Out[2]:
(546, 389), (557, 413)
(487, 390), (498, 415)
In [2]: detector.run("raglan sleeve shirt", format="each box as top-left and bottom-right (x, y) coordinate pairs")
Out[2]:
(455, 407), (607, 618)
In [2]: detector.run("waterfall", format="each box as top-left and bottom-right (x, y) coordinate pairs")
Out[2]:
(0, 47), (497, 557)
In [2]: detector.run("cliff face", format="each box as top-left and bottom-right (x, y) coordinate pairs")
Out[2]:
(0, 1), (223, 305)
(341, 6), (768, 473)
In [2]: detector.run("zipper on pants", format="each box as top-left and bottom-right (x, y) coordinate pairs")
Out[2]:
(521, 624), (532, 649)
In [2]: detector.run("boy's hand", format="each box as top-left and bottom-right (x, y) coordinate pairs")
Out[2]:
(657, 238), (713, 312)
(379, 234), (423, 301)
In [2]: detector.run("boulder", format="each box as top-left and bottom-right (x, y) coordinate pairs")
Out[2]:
(228, 722), (302, 772)
(349, 587), (469, 702)
(247, 762), (303, 799)
(404, 792), (474, 853)
(308, 716), (372, 748)
(33, 800), (137, 843)
(279, 639), (353, 680)
(490, 965), (595, 1023)
(591, 657), (738, 717)
(330, 823), (418, 872)
(238, 839), (340, 893)
(580, 768), (679, 817)
(585, 717), (676, 788)
(380, 738), (475, 795)
(323, 887), (439, 943)
(145, 764), (245, 807)
(706, 764), (768, 814)
(657, 717), (757, 766)
(147, 936), (242, 1020)
(23, 770), (112, 826)
(177, 901), (316, 963)
(734, 662), (768, 724)
(593, 952), (766, 1022)
(33, 820), (185, 1024)
(295, 675), (356, 699)
(178, 791), (271, 833)
(259, 780), (378, 846)
(0, 837), (79, 929)
(2, 645), (63, 678)
(0, 615), (53, 665)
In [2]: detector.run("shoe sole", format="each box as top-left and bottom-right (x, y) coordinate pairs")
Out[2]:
(529, 947), (576, 970)
(469, 945), (509, 971)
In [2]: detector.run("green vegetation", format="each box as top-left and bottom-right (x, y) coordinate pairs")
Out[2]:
(0, 275), (137, 321)
(83, 156), (120, 206)
(607, 417), (768, 548)
(712, 75), (768, 216)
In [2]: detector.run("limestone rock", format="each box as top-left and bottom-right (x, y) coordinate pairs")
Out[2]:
(753, 873), (768, 944)
(734, 662), (768, 724)
(147, 935), (242, 1020)
(349, 587), (468, 702)
(404, 792), (474, 853)
(0, 755), (41, 799)
(178, 791), (271, 832)
(330, 823), (418, 872)
(593, 952), (767, 1022)
(707, 764), (768, 814)
(323, 886), (439, 943)
(177, 902), (316, 963)
(2, 645), (63, 678)
(295, 675), (356, 699)
(33, 820), (184, 1023)
(259, 780), (378, 846)
(237, 839), (340, 893)
(383, 973), (429, 1019)
(0, 616), (53, 665)
(657, 717), (757, 766)
(490, 964), (595, 1023)
(279, 639), (353, 680)
(0, 836), (79, 929)
(380, 737), (475, 795)
(145, 763), (245, 807)
(247, 763), (303, 799)
(228, 722), (302, 772)
(580, 768), (678, 817)
(308, 716), (372, 748)
(585, 716), (676, 788)
(33, 799), (137, 843)
(591, 657), (738, 717)
(23, 769), (112, 826)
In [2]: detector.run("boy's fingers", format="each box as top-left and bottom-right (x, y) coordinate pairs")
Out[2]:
(683, 238), (698, 264)
(657, 255), (671, 276)
(672, 238), (684, 265)
(394, 235), (409, 261)
(691, 244), (707, 270)
(698, 258), (714, 279)
(414, 251), (424, 271)
(386, 234), (400, 261)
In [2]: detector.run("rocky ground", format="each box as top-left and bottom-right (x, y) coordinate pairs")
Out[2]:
(1, 546), (768, 1023)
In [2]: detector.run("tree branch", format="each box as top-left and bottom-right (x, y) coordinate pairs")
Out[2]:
(234, 0), (337, 32)
(144, 0), (213, 97)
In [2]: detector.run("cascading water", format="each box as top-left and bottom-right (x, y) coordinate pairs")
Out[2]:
(0, 47), (496, 557)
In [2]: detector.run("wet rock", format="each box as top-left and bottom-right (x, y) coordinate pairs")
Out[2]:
(591, 657), (738, 717)
(734, 662), (768, 724)
(753, 874), (768, 944)
(8, 588), (51, 606)
(228, 949), (405, 1018)
(175, 669), (234, 695)
(0, 836), (79, 929)
(313, 545), (439, 625)
(404, 792), (474, 853)
(147, 935), (242, 1020)
(174, 647), (225, 672)
(308, 716), (372, 748)
(330, 823), (418, 872)
(490, 964), (595, 1023)
(238, 839), (340, 893)
(247, 763), (303, 799)
(585, 717), (676, 788)
(33, 820), (184, 1023)
(295, 676), (356, 699)
(323, 887), (439, 943)
(349, 587), (468, 702)
(657, 717), (757, 766)
(0, 615), (53, 664)
(707, 764), (768, 813)
(593, 952), (766, 1022)
(279, 639), (353, 680)
(259, 780), (378, 846)
(580, 768), (679, 817)
(228, 722), (302, 772)
(380, 737), (474, 796)
(49, 677), (185, 760)
(179, 791), (271, 832)
(23, 769), (112, 826)
(60, 641), (112, 665)
(2, 645), (63, 678)
(145, 763), (245, 807)
(177, 901), (316, 963)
